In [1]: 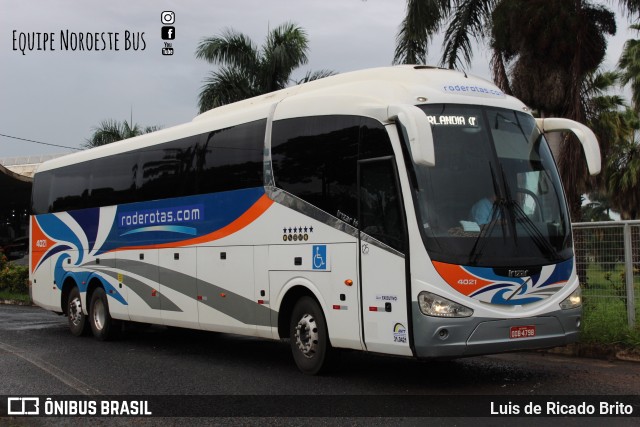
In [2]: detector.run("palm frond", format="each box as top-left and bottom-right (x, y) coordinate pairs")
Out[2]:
(198, 67), (258, 113)
(195, 29), (260, 71)
(84, 119), (126, 148)
(441, 0), (496, 69)
(618, 32), (640, 110)
(393, 0), (452, 65)
(262, 22), (309, 91)
(490, 50), (512, 94)
(143, 126), (162, 134)
(83, 119), (161, 148)
(618, 0), (640, 17)
(294, 69), (336, 85)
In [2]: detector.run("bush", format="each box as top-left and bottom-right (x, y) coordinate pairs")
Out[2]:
(0, 254), (29, 294)
(581, 296), (640, 347)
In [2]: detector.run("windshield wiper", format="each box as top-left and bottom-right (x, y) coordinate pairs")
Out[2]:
(467, 200), (506, 265)
(499, 165), (561, 262)
(510, 200), (561, 262)
(468, 162), (508, 265)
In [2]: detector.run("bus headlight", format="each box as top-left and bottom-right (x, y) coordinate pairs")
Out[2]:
(560, 287), (582, 310)
(418, 291), (473, 318)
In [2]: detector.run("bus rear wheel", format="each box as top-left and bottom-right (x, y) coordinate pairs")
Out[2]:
(67, 287), (89, 336)
(289, 296), (332, 375)
(89, 287), (120, 341)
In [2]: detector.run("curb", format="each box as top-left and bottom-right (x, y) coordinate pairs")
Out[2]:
(615, 350), (640, 363)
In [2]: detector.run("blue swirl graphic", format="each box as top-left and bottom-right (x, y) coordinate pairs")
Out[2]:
(37, 214), (85, 265)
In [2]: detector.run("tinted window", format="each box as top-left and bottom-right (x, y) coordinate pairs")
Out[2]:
(89, 152), (138, 207)
(272, 116), (360, 222)
(33, 119), (266, 214)
(360, 158), (405, 251)
(138, 136), (199, 202)
(199, 120), (265, 193)
(271, 116), (393, 225)
(360, 118), (394, 160)
(31, 171), (53, 215)
(49, 164), (89, 212)
(413, 104), (572, 266)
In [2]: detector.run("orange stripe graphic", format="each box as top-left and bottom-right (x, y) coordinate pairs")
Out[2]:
(432, 260), (493, 296)
(30, 216), (58, 273)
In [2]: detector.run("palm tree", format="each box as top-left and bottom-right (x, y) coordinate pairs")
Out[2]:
(619, 24), (640, 111)
(196, 22), (334, 112)
(580, 70), (640, 218)
(491, 1), (617, 220)
(394, 0), (640, 69)
(84, 119), (160, 148)
(603, 23), (640, 219)
(603, 108), (640, 219)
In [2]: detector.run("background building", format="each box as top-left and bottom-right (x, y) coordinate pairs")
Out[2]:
(0, 154), (63, 246)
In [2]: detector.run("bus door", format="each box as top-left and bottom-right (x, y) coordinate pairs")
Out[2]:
(358, 157), (412, 356)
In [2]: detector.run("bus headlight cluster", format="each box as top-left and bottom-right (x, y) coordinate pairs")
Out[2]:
(418, 291), (473, 318)
(560, 287), (582, 310)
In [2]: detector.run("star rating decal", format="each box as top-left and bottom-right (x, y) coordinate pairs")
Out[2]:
(281, 225), (314, 242)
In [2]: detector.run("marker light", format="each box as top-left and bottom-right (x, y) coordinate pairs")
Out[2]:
(560, 287), (582, 310)
(418, 291), (473, 318)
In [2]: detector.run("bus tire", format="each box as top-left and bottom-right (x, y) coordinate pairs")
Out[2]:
(89, 287), (120, 341)
(289, 296), (332, 375)
(67, 286), (89, 337)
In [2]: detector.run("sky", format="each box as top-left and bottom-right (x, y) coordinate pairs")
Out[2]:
(1, 0), (638, 161)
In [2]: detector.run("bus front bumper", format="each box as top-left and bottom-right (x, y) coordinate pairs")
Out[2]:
(411, 303), (581, 359)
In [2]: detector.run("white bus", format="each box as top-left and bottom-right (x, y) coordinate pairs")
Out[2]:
(30, 66), (600, 374)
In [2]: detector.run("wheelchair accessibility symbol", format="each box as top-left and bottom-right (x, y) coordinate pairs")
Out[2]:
(312, 245), (327, 270)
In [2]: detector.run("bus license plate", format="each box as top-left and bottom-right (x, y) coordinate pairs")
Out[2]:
(510, 325), (536, 339)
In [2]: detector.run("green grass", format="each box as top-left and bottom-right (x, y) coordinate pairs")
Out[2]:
(581, 263), (640, 347)
(0, 289), (30, 304)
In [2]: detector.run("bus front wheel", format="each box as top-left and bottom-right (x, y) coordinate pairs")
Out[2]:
(289, 296), (332, 375)
(89, 287), (120, 341)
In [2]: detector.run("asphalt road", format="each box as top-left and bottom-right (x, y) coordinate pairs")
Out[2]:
(0, 304), (639, 425)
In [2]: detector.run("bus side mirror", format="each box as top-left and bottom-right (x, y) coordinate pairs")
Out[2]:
(535, 118), (601, 175)
(388, 105), (435, 166)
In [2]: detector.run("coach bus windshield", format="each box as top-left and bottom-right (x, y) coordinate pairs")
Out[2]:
(413, 104), (572, 267)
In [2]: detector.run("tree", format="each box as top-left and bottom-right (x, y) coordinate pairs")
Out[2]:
(196, 22), (334, 112)
(581, 195), (613, 222)
(491, 0), (617, 220)
(604, 108), (640, 219)
(604, 23), (640, 219)
(619, 24), (640, 111)
(84, 119), (160, 148)
(394, 0), (640, 69)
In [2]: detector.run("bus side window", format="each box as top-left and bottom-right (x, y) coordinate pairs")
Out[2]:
(198, 119), (265, 194)
(359, 158), (406, 252)
(271, 116), (359, 225)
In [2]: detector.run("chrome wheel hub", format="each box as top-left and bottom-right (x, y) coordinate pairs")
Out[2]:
(93, 299), (105, 331)
(295, 314), (318, 358)
(69, 298), (83, 326)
